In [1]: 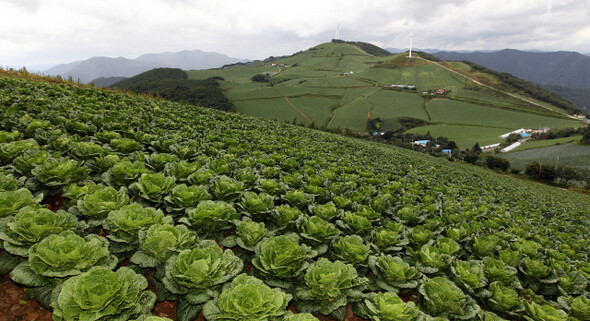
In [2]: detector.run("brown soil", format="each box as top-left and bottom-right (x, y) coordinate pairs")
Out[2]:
(42, 195), (63, 212)
(0, 275), (368, 321)
(0, 275), (53, 321)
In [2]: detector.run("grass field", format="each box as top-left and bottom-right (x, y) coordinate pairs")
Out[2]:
(187, 65), (274, 82)
(501, 143), (590, 171)
(329, 97), (371, 131)
(233, 98), (308, 123)
(426, 100), (580, 129)
(288, 96), (339, 125)
(300, 77), (371, 88)
(511, 135), (583, 152)
(340, 87), (381, 105)
(357, 63), (467, 91)
(406, 124), (509, 148)
(369, 91), (429, 131)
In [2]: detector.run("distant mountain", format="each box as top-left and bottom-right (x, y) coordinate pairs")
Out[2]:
(135, 50), (248, 71)
(90, 76), (127, 87)
(44, 50), (249, 83)
(541, 85), (590, 113)
(386, 48), (442, 54)
(432, 49), (590, 89)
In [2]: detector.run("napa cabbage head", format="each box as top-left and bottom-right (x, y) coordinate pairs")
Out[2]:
(368, 255), (420, 291)
(451, 260), (488, 293)
(252, 234), (316, 280)
(419, 276), (480, 319)
(295, 258), (367, 316)
(29, 157), (87, 194)
(74, 186), (130, 221)
(297, 216), (339, 246)
(130, 223), (198, 268)
(162, 240), (243, 305)
(233, 218), (269, 251)
(202, 274), (291, 321)
(102, 159), (149, 187)
(524, 302), (568, 321)
(164, 183), (212, 213)
(357, 291), (421, 321)
(180, 200), (240, 234)
(331, 235), (371, 267)
(238, 191), (274, 217)
(51, 266), (156, 321)
(27, 230), (116, 278)
(0, 206), (80, 257)
(487, 282), (524, 314)
(103, 203), (172, 245)
(130, 173), (176, 203)
(0, 188), (43, 218)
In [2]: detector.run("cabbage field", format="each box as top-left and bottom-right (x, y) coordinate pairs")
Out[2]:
(0, 74), (589, 321)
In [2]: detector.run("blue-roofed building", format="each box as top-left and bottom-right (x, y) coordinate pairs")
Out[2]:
(520, 133), (531, 138)
(413, 140), (430, 147)
(442, 149), (452, 154)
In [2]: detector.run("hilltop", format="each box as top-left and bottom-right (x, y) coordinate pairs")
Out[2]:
(186, 40), (583, 148)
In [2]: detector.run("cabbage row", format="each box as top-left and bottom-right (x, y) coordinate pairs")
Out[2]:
(1, 75), (589, 321)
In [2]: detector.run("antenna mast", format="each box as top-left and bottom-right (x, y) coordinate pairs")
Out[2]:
(408, 33), (413, 58)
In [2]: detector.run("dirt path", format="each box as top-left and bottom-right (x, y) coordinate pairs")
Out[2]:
(285, 97), (312, 123)
(362, 95), (376, 132)
(348, 44), (374, 57)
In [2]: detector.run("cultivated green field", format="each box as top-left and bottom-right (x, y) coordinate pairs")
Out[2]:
(288, 96), (338, 125)
(407, 124), (510, 148)
(511, 135), (583, 152)
(340, 87), (381, 105)
(1, 74), (589, 321)
(426, 100), (579, 129)
(233, 98), (308, 123)
(502, 143), (590, 171)
(357, 63), (467, 91)
(329, 97), (371, 130)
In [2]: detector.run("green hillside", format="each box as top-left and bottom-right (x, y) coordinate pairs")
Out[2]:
(188, 41), (583, 148)
(1, 73), (589, 321)
(111, 67), (233, 111)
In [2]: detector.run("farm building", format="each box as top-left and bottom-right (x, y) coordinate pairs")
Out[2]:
(442, 149), (452, 154)
(482, 143), (500, 151)
(499, 128), (530, 139)
(413, 140), (430, 147)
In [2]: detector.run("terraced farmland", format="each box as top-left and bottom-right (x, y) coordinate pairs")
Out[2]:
(187, 41), (583, 148)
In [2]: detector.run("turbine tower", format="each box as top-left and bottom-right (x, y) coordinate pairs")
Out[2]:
(335, 23), (341, 40)
(408, 33), (413, 58)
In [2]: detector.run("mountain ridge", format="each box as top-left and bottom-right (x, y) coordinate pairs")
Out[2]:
(43, 50), (249, 83)
(432, 49), (590, 89)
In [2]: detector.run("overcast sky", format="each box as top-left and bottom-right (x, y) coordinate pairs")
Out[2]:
(2, 0), (590, 70)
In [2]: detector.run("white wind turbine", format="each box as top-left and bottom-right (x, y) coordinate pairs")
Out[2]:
(408, 33), (413, 58)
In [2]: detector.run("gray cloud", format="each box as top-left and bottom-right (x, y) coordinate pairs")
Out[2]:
(1, 0), (589, 68)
